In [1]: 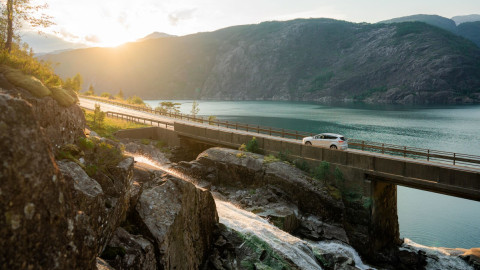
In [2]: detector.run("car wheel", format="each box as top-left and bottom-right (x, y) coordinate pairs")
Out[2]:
(305, 141), (312, 145)
(330, 145), (337, 149)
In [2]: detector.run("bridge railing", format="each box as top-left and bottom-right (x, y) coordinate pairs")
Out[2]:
(81, 96), (480, 168)
(105, 111), (174, 129)
(348, 139), (480, 167)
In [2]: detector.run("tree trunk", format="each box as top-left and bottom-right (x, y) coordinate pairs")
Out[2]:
(5, 0), (14, 52)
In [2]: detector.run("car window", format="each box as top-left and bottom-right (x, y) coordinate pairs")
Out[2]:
(339, 137), (346, 141)
(326, 135), (336, 140)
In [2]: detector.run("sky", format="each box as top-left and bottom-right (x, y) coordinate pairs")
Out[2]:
(22, 0), (480, 50)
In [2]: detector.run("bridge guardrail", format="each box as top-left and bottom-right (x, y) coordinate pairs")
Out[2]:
(81, 95), (480, 168)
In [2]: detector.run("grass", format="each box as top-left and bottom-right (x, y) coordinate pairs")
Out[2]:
(50, 86), (77, 106)
(263, 154), (280, 164)
(84, 109), (148, 139)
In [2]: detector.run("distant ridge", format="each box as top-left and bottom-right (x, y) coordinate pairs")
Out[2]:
(379, 14), (480, 47)
(452, 14), (480, 25)
(137, 32), (175, 42)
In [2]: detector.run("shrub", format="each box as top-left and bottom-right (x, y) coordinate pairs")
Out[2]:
(78, 137), (94, 150)
(334, 167), (344, 188)
(277, 150), (290, 162)
(92, 104), (105, 128)
(100, 92), (111, 98)
(312, 161), (330, 184)
(155, 140), (166, 149)
(127, 95), (145, 105)
(246, 137), (260, 153)
(208, 115), (217, 125)
(238, 143), (247, 152)
(293, 159), (310, 172)
(141, 139), (150, 145)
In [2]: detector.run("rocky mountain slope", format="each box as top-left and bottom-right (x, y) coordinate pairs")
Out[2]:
(380, 14), (480, 47)
(41, 18), (480, 104)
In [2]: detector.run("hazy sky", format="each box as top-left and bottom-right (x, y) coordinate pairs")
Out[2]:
(31, 0), (480, 47)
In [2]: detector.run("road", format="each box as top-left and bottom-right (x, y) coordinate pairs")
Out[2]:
(79, 97), (480, 173)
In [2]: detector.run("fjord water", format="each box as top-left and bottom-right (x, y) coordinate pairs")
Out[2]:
(145, 100), (480, 249)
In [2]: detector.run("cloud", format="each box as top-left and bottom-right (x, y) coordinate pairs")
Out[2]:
(58, 28), (79, 39)
(117, 12), (130, 29)
(168, 8), (197, 26)
(85, 34), (101, 43)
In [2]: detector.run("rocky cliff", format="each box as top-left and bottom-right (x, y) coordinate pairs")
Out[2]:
(42, 18), (480, 104)
(0, 76), (219, 269)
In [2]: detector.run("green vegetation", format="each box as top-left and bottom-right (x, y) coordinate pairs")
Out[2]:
(50, 86), (77, 106)
(141, 139), (150, 145)
(63, 73), (83, 93)
(263, 154), (280, 164)
(312, 161), (330, 184)
(293, 159), (310, 172)
(84, 108), (147, 139)
(246, 137), (260, 154)
(127, 95), (145, 106)
(155, 101), (181, 114)
(191, 100), (200, 116)
(100, 92), (111, 98)
(308, 70), (334, 92)
(237, 232), (291, 270)
(353, 86), (388, 100)
(91, 104), (106, 129)
(208, 115), (217, 125)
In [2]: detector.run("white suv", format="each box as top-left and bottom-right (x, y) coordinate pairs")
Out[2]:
(302, 133), (348, 150)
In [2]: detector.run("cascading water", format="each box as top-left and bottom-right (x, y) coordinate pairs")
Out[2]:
(128, 154), (377, 269)
(402, 239), (473, 270)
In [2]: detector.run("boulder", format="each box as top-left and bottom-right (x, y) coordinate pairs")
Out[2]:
(58, 157), (135, 262)
(102, 227), (156, 270)
(135, 173), (218, 269)
(0, 93), (84, 269)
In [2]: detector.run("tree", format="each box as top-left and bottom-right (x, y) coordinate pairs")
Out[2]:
(64, 73), (83, 92)
(155, 101), (181, 114)
(115, 89), (124, 100)
(3, 0), (54, 52)
(191, 100), (200, 116)
(92, 104), (105, 128)
(84, 84), (95, 96)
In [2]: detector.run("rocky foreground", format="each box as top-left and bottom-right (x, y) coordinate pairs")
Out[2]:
(1, 82), (479, 269)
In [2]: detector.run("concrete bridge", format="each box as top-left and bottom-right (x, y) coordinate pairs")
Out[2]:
(80, 96), (480, 202)
(80, 96), (480, 255)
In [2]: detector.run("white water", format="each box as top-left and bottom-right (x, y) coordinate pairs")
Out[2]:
(402, 239), (473, 270)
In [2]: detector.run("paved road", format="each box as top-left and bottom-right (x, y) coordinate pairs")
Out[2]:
(79, 97), (480, 173)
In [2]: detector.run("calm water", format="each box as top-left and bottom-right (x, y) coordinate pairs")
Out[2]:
(146, 100), (480, 249)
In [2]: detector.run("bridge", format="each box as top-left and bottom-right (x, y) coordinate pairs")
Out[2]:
(80, 96), (480, 202)
(80, 96), (480, 255)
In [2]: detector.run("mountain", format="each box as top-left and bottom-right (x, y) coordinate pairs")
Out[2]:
(452, 14), (480, 25)
(457, 21), (480, 47)
(137, 32), (175, 42)
(40, 18), (480, 104)
(379, 14), (457, 32)
(378, 14), (480, 47)
(21, 31), (87, 54)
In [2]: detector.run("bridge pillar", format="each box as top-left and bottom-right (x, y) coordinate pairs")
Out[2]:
(370, 180), (401, 255)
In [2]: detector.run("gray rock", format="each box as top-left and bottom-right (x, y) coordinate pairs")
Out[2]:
(57, 160), (103, 197)
(135, 173), (218, 269)
(103, 227), (156, 270)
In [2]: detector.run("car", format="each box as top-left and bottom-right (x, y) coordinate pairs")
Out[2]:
(302, 133), (348, 150)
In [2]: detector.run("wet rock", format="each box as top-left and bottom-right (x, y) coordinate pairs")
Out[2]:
(135, 173), (218, 269)
(298, 215), (349, 243)
(0, 93), (85, 269)
(102, 227), (156, 270)
(123, 139), (171, 165)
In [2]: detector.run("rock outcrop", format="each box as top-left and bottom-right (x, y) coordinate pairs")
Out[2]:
(0, 92), (83, 269)
(134, 172), (219, 269)
(57, 157), (135, 264)
(175, 147), (346, 242)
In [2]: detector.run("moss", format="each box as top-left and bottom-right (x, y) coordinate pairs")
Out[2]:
(236, 152), (246, 158)
(49, 86), (77, 107)
(1, 65), (51, 97)
(327, 185), (342, 201)
(141, 139), (150, 145)
(77, 137), (94, 151)
(155, 140), (166, 149)
(263, 154), (280, 164)
(235, 232), (291, 270)
(101, 246), (126, 260)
